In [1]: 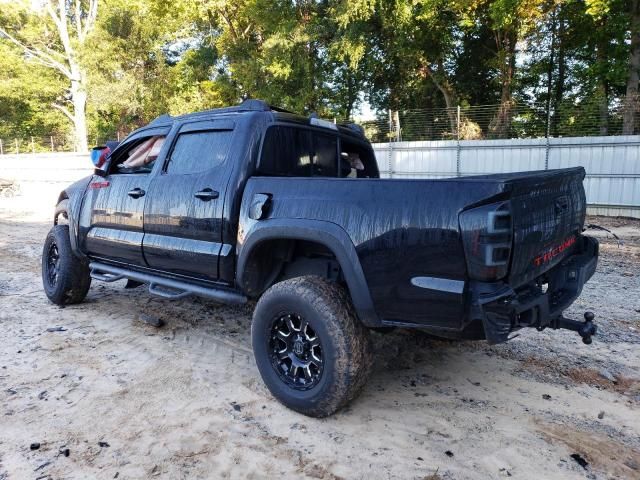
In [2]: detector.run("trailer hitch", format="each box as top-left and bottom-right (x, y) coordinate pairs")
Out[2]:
(551, 311), (598, 344)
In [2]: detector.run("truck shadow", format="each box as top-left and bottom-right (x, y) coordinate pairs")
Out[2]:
(84, 282), (487, 407)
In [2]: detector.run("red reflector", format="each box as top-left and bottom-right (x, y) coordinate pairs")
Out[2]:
(89, 181), (110, 189)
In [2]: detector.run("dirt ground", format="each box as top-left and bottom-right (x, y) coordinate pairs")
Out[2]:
(0, 190), (639, 480)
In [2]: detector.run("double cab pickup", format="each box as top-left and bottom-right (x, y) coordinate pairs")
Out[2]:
(42, 99), (599, 416)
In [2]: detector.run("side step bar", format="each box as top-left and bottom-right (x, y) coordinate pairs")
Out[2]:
(89, 262), (247, 304)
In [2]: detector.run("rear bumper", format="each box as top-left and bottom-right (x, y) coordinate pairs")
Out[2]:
(472, 235), (599, 344)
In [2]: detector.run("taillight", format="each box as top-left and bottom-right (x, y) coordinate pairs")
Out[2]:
(459, 201), (513, 281)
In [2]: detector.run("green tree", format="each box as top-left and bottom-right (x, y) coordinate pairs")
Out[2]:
(0, 0), (99, 152)
(0, 40), (69, 146)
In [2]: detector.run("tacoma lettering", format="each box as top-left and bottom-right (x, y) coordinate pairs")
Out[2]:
(533, 235), (577, 267)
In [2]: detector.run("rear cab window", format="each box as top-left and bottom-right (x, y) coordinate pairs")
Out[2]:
(257, 126), (337, 177)
(339, 138), (377, 178)
(257, 124), (377, 178)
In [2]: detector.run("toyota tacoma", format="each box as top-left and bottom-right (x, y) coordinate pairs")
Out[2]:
(42, 99), (599, 417)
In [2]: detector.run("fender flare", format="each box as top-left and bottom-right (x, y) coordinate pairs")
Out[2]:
(54, 196), (84, 259)
(54, 198), (69, 224)
(237, 219), (381, 327)
(54, 177), (92, 260)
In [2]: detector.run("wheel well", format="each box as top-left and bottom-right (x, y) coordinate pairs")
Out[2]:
(241, 239), (343, 297)
(54, 198), (69, 225)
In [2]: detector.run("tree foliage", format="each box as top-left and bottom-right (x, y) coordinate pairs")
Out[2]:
(1, 0), (640, 144)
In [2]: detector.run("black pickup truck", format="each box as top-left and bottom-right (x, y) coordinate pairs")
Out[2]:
(42, 99), (599, 417)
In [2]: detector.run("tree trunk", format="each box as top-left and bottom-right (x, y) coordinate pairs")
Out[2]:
(423, 61), (458, 135)
(345, 71), (357, 120)
(489, 29), (517, 139)
(70, 64), (88, 152)
(307, 41), (317, 112)
(71, 82), (88, 152)
(553, 11), (566, 136)
(596, 27), (609, 136)
(597, 85), (609, 136)
(623, 0), (640, 134)
(440, 88), (458, 137)
(546, 8), (556, 138)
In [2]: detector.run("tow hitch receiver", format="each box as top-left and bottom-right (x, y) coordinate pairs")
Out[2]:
(550, 312), (598, 344)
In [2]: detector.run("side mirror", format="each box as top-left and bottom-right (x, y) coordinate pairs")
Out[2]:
(91, 146), (111, 176)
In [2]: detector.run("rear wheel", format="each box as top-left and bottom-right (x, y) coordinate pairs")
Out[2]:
(42, 225), (91, 305)
(251, 276), (372, 417)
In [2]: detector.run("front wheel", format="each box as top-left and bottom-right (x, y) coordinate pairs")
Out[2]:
(42, 225), (91, 305)
(251, 276), (372, 417)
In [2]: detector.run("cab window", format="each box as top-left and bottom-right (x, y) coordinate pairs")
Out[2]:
(339, 139), (377, 178)
(111, 135), (166, 174)
(258, 126), (338, 177)
(165, 130), (233, 175)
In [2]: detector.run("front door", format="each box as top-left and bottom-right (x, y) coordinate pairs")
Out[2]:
(142, 120), (235, 280)
(79, 129), (169, 266)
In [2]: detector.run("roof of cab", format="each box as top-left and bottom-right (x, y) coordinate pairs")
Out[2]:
(146, 99), (366, 140)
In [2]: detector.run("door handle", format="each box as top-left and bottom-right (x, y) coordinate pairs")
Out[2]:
(194, 188), (219, 201)
(128, 188), (145, 199)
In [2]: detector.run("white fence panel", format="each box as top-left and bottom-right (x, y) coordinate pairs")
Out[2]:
(0, 153), (93, 205)
(2, 140), (639, 218)
(459, 138), (547, 175)
(373, 140), (457, 178)
(373, 135), (640, 218)
(547, 137), (640, 217)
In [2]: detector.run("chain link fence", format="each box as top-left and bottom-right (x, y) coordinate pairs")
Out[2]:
(360, 99), (640, 142)
(2, 98), (640, 152)
(0, 133), (129, 154)
(0, 136), (75, 154)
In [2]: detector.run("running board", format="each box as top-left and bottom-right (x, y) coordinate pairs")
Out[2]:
(89, 262), (247, 304)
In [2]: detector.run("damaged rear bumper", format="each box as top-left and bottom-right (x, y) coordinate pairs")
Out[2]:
(472, 235), (599, 344)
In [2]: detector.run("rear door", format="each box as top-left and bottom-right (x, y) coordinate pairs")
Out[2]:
(142, 120), (235, 280)
(79, 128), (169, 266)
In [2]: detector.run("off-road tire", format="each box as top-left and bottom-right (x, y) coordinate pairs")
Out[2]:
(252, 276), (373, 417)
(42, 225), (91, 305)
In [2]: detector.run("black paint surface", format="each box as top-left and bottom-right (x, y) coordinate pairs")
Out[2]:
(63, 102), (594, 336)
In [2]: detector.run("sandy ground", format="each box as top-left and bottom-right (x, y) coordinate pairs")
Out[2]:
(0, 188), (639, 480)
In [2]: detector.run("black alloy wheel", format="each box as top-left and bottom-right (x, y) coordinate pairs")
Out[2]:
(41, 224), (91, 305)
(251, 276), (373, 417)
(269, 313), (323, 390)
(45, 242), (60, 287)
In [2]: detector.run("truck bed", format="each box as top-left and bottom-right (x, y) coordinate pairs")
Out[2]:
(240, 167), (587, 330)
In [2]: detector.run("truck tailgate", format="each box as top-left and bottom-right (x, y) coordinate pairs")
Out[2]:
(506, 168), (587, 287)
